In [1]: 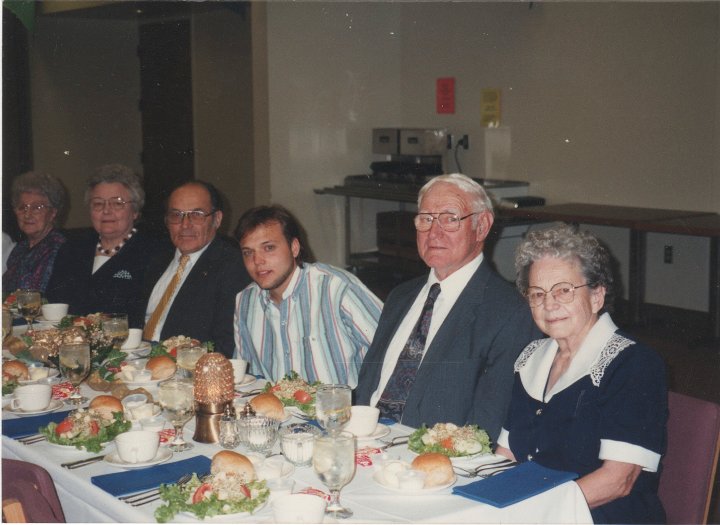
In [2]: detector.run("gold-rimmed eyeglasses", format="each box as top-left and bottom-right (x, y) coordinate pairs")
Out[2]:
(15, 204), (53, 215)
(525, 282), (594, 307)
(414, 212), (477, 232)
(166, 209), (216, 225)
(90, 197), (134, 212)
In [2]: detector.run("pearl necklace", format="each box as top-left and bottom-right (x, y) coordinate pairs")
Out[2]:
(96, 228), (137, 256)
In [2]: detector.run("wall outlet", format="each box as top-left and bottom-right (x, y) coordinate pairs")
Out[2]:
(448, 134), (470, 150)
(664, 245), (673, 264)
(458, 134), (469, 150)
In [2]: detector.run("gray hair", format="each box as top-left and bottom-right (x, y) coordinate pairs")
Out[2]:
(418, 174), (494, 228)
(515, 223), (614, 312)
(11, 171), (67, 216)
(84, 164), (145, 212)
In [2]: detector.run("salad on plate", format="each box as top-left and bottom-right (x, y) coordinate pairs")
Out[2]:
(263, 371), (319, 417)
(39, 407), (130, 452)
(408, 422), (491, 458)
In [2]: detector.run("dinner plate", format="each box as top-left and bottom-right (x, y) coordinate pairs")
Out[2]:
(48, 440), (111, 453)
(234, 375), (256, 388)
(246, 454), (295, 481)
(3, 398), (64, 416)
(19, 367), (60, 384)
(372, 470), (456, 494)
(180, 499), (267, 521)
(449, 452), (502, 466)
(104, 447), (172, 469)
(355, 424), (391, 442)
(123, 342), (152, 357)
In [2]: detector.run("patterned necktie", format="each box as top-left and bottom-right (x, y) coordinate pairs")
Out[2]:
(377, 283), (441, 422)
(143, 255), (190, 340)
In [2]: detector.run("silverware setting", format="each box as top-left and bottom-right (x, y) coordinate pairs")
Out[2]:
(17, 434), (46, 445)
(453, 460), (518, 478)
(121, 473), (193, 506)
(61, 455), (106, 469)
(234, 388), (263, 398)
(377, 435), (410, 450)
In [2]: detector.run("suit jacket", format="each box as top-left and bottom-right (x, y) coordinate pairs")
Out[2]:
(46, 228), (161, 327)
(142, 236), (250, 358)
(355, 261), (542, 442)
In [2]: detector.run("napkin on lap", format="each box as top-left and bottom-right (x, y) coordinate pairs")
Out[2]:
(2, 410), (71, 438)
(91, 455), (212, 497)
(452, 461), (578, 508)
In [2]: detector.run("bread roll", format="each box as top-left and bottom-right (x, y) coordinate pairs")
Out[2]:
(3, 360), (29, 380)
(211, 451), (256, 482)
(249, 392), (285, 421)
(145, 356), (176, 380)
(411, 452), (455, 488)
(89, 395), (124, 420)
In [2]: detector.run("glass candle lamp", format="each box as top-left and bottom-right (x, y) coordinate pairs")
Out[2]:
(192, 352), (234, 443)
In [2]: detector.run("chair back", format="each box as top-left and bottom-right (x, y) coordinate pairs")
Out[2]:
(1, 459), (65, 523)
(658, 391), (720, 524)
(2, 498), (27, 522)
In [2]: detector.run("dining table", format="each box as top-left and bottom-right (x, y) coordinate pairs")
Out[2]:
(2, 378), (593, 524)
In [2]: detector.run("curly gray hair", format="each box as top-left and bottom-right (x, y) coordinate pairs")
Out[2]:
(11, 171), (67, 216)
(418, 174), (494, 228)
(515, 223), (614, 312)
(84, 164), (145, 212)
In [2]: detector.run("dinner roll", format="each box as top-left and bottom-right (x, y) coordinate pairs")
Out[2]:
(89, 395), (124, 420)
(145, 356), (176, 380)
(411, 453), (455, 488)
(3, 360), (29, 380)
(249, 392), (285, 421)
(211, 451), (256, 482)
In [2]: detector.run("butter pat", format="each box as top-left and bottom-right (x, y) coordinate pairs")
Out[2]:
(29, 367), (49, 380)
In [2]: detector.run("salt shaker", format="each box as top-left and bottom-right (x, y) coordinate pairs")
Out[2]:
(219, 404), (241, 449)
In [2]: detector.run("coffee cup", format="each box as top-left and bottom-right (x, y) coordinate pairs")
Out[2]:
(121, 328), (143, 350)
(11, 383), (52, 412)
(228, 358), (247, 384)
(272, 493), (327, 524)
(343, 405), (379, 437)
(41, 303), (68, 322)
(115, 430), (159, 463)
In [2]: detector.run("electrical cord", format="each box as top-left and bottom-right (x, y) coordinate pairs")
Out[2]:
(454, 142), (463, 173)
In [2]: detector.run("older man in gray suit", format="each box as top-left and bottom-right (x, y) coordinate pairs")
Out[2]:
(354, 174), (540, 441)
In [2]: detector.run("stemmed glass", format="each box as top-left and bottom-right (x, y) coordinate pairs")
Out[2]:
(313, 431), (356, 519)
(16, 289), (41, 335)
(158, 379), (195, 452)
(315, 384), (352, 434)
(102, 313), (129, 350)
(58, 342), (91, 405)
(176, 345), (206, 379)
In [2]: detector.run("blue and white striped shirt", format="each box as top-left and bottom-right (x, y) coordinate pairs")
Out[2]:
(234, 263), (383, 387)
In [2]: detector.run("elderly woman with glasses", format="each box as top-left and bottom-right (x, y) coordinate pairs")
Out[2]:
(46, 164), (161, 327)
(3, 172), (67, 293)
(495, 224), (667, 524)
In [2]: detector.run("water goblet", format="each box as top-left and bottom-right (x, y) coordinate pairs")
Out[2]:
(16, 289), (41, 335)
(240, 415), (280, 456)
(58, 342), (91, 405)
(315, 384), (352, 434)
(313, 431), (356, 519)
(101, 313), (129, 350)
(176, 345), (206, 379)
(158, 379), (195, 452)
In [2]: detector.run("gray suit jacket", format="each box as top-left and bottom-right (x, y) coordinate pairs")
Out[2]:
(355, 261), (541, 442)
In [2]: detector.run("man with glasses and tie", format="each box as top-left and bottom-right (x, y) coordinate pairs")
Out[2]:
(354, 174), (540, 441)
(142, 181), (250, 358)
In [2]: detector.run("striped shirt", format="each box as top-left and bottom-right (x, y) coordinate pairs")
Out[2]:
(234, 263), (383, 388)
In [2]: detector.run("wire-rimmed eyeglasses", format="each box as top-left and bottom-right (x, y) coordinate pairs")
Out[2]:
(90, 197), (134, 212)
(414, 212), (477, 232)
(525, 282), (594, 307)
(165, 209), (216, 225)
(15, 204), (53, 215)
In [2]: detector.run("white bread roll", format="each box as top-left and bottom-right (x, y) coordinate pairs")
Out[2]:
(145, 356), (176, 380)
(249, 392), (285, 421)
(89, 395), (124, 420)
(3, 360), (29, 380)
(411, 452), (455, 488)
(211, 451), (256, 482)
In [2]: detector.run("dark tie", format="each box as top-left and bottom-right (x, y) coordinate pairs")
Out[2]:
(376, 283), (441, 423)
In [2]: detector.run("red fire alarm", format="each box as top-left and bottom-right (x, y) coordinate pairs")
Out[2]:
(436, 77), (455, 114)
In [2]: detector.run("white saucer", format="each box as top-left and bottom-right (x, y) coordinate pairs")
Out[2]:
(124, 378), (162, 389)
(355, 424), (391, 442)
(449, 452), (500, 465)
(246, 454), (295, 481)
(104, 447), (172, 469)
(123, 342), (152, 357)
(19, 368), (60, 385)
(4, 398), (64, 416)
(234, 375), (256, 388)
(372, 470), (456, 494)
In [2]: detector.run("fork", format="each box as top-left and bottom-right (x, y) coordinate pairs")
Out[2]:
(453, 461), (517, 478)
(377, 435), (410, 450)
(121, 473), (193, 506)
(17, 434), (46, 445)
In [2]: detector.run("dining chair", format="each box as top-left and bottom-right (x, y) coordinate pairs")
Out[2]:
(2, 498), (27, 522)
(657, 391), (720, 525)
(1, 459), (66, 522)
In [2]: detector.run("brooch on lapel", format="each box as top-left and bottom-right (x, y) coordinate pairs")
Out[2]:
(113, 270), (133, 280)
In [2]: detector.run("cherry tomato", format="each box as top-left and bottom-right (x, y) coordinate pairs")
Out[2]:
(293, 390), (312, 404)
(55, 420), (74, 436)
(89, 421), (100, 435)
(168, 347), (177, 358)
(192, 483), (212, 504)
(440, 437), (454, 450)
(239, 484), (251, 499)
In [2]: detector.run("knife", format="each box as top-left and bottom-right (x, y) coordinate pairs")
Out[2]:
(61, 455), (106, 469)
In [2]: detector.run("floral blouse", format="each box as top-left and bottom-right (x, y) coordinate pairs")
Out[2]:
(2, 229), (66, 293)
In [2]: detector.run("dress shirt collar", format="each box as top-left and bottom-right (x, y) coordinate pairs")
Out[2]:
(173, 242), (210, 268)
(427, 252), (483, 297)
(259, 264), (302, 309)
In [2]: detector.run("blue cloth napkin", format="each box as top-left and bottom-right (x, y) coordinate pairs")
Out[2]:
(91, 455), (212, 497)
(378, 417), (397, 426)
(452, 461), (578, 508)
(2, 410), (72, 438)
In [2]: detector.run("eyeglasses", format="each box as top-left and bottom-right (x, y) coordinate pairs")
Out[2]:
(15, 204), (52, 215)
(414, 212), (478, 232)
(90, 197), (134, 212)
(165, 209), (216, 225)
(525, 282), (594, 307)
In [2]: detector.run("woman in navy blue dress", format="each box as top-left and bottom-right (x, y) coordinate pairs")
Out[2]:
(496, 224), (667, 524)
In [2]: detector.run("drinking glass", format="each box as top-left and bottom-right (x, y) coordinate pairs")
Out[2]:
(240, 415), (280, 456)
(315, 384), (351, 434)
(176, 345), (206, 379)
(16, 289), (41, 335)
(313, 431), (356, 519)
(102, 313), (129, 350)
(158, 379), (195, 452)
(58, 342), (91, 405)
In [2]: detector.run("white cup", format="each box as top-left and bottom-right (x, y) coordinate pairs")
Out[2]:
(121, 328), (143, 350)
(344, 405), (380, 437)
(11, 384), (52, 411)
(229, 358), (247, 384)
(272, 493), (327, 524)
(140, 415), (166, 432)
(115, 430), (160, 464)
(41, 303), (68, 322)
(267, 478), (295, 503)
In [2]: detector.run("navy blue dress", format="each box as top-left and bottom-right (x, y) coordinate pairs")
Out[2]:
(502, 326), (667, 524)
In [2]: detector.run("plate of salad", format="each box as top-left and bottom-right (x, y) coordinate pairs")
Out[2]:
(408, 422), (492, 461)
(263, 371), (320, 417)
(40, 407), (131, 453)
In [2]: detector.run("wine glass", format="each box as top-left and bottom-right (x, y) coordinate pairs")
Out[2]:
(313, 431), (356, 519)
(16, 289), (41, 335)
(58, 342), (91, 405)
(315, 384), (352, 434)
(176, 345), (206, 379)
(102, 313), (129, 350)
(158, 379), (195, 452)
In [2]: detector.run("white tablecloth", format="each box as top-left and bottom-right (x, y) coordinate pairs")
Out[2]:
(2, 382), (593, 523)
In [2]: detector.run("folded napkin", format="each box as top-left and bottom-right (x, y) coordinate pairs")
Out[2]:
(378, 417), (397, 426)
(2, 410), (72, 438)
(91, 455), (212, 497)
(452, 461), (578, 508)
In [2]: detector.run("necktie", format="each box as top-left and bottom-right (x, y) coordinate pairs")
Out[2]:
(143, 255), (190, 340)
(376, 283), (441, 422)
